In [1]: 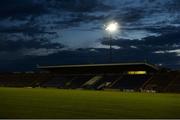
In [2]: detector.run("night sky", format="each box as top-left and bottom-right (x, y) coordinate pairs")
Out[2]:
(0, 0), (180, 71)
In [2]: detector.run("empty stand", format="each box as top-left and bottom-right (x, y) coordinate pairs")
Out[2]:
(164, 73), (180, 93)
(41, 75), (72, 88)
(0, 73), (37, 87)
(97, 74), (121, 90)
(82, 75), (103, 89)
(111, 75), (151, 90)
(0, 63), (179, 93)
(66, 75), (93, 89)
(144, 72), (174, 92)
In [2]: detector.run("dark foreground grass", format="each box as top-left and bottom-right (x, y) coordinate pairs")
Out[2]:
(0, 87), (180, 119)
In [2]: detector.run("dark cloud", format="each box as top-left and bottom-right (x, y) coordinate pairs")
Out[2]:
(102, 30), (180, 48)
(0, 39), (63, 52)
(0, 46), (179, 72)
(0, 0), (180, 71)
(0, 25), (55, 35)
(115, 8), (145, 23)
(47, 0), (112, 12)
(0, 0), (110, 40)
(100, 30), (180, 69)
(53, 13), (107, 29)
(0, 0), (111, 20)
(0, 32), (64, 61)
(167, 0), (180, 12)
(0, 0), (46, 20)
(141, 26), (180, 34)
(142, 32), (180, 46)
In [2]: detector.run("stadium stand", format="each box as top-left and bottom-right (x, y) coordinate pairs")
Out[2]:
(66, 75), (93, 89)
(37, 62), (158, 91)
(82, 75), (103, 89)
(41, 75), (68, 88)
(111, 74), (152, 91)
(0, 62), (180, 93)
(96, 74), (121, 90)
(143, 71), (174, 92)
(164, 71), (180, 93)
(0, 73), (35, 87)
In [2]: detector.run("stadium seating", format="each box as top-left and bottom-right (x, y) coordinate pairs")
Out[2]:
(111, 75), (151, 90)
(0, 70), (180, 93)
(40, 75), (70, 88)
(66, 75), (93, 89)
(0, 73), (35, 87)
(82, 75), (103, 89)
(143, 72), (175, 92)
(164, 72), (180, 93)
(97, 75), (121, 89)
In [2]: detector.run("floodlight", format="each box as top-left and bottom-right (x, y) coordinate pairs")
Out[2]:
(105, 22), (119, 33)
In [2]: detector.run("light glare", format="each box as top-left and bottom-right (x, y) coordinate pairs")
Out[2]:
(105, 22), (119, 33)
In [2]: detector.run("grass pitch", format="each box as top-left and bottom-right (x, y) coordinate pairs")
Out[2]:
(0, 87), (180, 119)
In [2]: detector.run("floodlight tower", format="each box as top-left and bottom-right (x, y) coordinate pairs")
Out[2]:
(105, 21), (119, 63)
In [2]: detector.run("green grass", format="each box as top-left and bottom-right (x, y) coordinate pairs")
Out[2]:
(0, 87), (180, 119)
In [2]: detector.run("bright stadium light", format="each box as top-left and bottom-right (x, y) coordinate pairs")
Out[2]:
(105, 21), (119, 33)
(104, 21), (119, 63)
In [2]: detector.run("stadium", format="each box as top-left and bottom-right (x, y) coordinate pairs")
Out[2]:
(0, 62), (179, 93)
(1, 0), (180, 119)
(0, 62), (180, 119)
